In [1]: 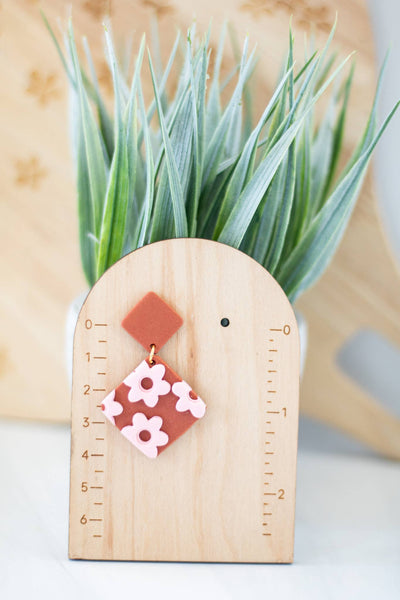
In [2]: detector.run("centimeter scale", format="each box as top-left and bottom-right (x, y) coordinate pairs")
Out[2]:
(69, 239), (300, 562)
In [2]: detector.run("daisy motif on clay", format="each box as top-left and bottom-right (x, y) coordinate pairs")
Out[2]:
(123, 360), (170, 407)
(172, 381), (206, 418)
(121, 413), (169, 459)
(101, 389), (123, 425)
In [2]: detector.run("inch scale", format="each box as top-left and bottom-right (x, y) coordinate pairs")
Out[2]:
(69, 239), (299, 563)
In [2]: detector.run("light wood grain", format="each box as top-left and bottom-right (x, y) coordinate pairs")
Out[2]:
(69, 239), (300, 562)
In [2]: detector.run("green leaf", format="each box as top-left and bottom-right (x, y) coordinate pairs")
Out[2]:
(96, 28), (130, 277)
(148, 52), (188, 238)
(67, 21), (108, 240)
(217, 117), (305, 248)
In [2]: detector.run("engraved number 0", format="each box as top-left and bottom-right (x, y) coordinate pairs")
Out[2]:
(85, 319), (93, 329)
(283, 325), (291, 335)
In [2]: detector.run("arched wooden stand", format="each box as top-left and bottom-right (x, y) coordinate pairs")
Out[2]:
(69, 239), (300, 562)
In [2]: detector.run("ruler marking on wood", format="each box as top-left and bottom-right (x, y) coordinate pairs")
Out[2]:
(94, 356), (107, 360)
(94, 323), (108, 327)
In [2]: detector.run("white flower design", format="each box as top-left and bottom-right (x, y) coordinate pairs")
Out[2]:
(172, 381), (206, 418)
(121, 412), (169, 458)
(101, 389), (123, 425)
(123, 360), (171, 407)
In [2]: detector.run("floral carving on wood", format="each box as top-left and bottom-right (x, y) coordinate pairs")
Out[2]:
(240, 0), (332, 32)
(14, 156), (47, 189)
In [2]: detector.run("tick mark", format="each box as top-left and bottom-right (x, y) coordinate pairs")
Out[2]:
(94, 356), (107, 360)
(90, 486), (104, 489)
(89, 518), (103, 522)
(95, 323), (108, 327)
(93, 388), (106, 392)
(92, 421), (105, 424)
(91, 454), (104, 457)
(98, 340), (107, 343)
(267, 411), (279, 414)
(270, 328), (282, 332)
(93, 534), (102, 538)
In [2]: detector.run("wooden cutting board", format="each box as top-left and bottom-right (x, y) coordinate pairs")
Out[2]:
(1, 0), (399, 457)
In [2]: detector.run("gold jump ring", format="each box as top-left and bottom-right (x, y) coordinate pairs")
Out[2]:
(149, 344), (156, 364)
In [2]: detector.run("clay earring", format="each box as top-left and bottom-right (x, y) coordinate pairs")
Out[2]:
(101, 292), (206, 458)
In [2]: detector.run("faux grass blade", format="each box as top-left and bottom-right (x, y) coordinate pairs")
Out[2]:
(217, 117), (306, 248)
(67, 22), (107, 239)
(135, 81), (155, 248)
(82, 37), (114, 160)
(96, 28), (130, 277)
(213, 65), (294, 238)
(72, 89), (97, 285)
(148, 53), (188, 238)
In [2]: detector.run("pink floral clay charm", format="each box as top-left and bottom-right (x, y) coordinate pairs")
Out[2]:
(101, 293), (206, 459)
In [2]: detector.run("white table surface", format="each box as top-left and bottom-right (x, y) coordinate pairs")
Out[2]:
(0, 418), (399, 600)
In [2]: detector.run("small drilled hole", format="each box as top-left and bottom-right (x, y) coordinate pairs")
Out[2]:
(220, 318), (230, 327)
(141, 377), (153, 390)
(139, 430), (151, 442)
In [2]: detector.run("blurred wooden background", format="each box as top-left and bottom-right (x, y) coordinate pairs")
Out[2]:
(1, 0), (399, 457)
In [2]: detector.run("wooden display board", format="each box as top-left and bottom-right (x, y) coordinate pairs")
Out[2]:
(1, 1), (400, 459)
(69, 239), (300, 562)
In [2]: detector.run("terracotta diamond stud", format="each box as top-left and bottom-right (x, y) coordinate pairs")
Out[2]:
(122, 291), (183, 352)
